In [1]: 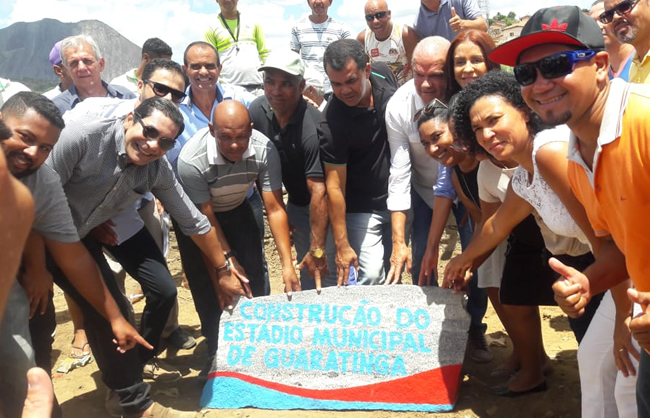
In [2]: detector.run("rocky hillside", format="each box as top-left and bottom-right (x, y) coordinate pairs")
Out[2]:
(0, 18), (141, 92)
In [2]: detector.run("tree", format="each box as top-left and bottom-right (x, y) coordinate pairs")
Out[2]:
(507, 11), (517, 19)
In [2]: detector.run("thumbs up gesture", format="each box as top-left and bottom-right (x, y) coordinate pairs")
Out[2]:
(449, 7), (463, 32)
(628, 289), (650, 354)
(549, 257), (591, 318)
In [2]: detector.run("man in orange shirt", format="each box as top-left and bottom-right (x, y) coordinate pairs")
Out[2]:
(488, 5), (649, 416)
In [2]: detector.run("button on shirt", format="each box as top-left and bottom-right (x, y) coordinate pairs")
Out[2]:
(177, 127), (282, 212)
(168, 84), (255, 171)
(248, 96), (326, 207)
(385, 79), (439, 211)
(45, 115), (211, 239)
(52, 80), (136, 115)
(320, 63), (397, 213)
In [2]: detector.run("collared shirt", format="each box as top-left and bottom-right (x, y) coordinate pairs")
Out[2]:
(177, 127), (282, 212)
(45, 115), (211, 239)
(52, 80), (136, 115)
(566, 78), (650, 291)
(385, 79), (439, 211)
(290, 16), (352, 92)
(248, 96), (326, 207)
(169, 84), (255, 170)
(321, 62), (397, 213)
(21, 164), (79, 243)
(630, 50), (650, 84)
(205, 15), (269, 87)
(413, 0), (482, 41)
(42, 83), (65, 100)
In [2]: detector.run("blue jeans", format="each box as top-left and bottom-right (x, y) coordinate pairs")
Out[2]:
(452, 201), (488, 334)
(346, 210), (392, 285)
(410, 191), (434, 281)
(638, 347), (650, 417)
(0, 281), (35, 418)
(286, 202), (337, 289)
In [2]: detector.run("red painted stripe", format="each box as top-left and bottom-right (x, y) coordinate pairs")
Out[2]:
(209, 365), (462, 404)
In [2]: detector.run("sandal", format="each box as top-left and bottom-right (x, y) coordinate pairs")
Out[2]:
(70, 341), (92, 359)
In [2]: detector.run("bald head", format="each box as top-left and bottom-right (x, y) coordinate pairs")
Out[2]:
(211, 101), (253, 162)
(413, 36), (450, 66)
(364, 0), (392, 40)
(365, 0), (388, 13)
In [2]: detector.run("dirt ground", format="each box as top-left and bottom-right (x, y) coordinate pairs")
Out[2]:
(50, 225), (582, 418)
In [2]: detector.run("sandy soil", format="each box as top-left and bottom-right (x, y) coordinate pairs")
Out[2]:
(50, 225), (582, 418)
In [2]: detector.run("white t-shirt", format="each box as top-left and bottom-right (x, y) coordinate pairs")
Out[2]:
(364, 24), (411, 86)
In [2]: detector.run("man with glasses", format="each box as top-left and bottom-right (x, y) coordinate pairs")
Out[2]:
(52, 34), (135, 114)
(177, 100), (298, 374)
(601, 0), (650, 83)
(589, 0), (635, 81)
(357, 0), (420, 86)
(67, 58), (197, 367)
(291, 0), (352, 93)
(46, 97), (250, 417)
(110, 38), (173, 93)
(414, 0), (487, 42)
(489, 5), (649, 416)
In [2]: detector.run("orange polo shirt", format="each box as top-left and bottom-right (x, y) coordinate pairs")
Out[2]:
(567, 79), (650, 292)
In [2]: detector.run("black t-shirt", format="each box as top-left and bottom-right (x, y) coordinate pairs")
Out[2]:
(320, 62), (398, 213)
(249, 96), (326, 207)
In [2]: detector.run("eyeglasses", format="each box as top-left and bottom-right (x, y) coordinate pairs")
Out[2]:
(143, 79), (187, 104)
(413, 98), (448, 122)
(599, 0), (639, 24)
(513, 49), (596, 87)
(365, 11), (388, 22)
(134, 116), (176, 151)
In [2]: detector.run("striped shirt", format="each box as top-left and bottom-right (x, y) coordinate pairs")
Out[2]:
(45, 114), (211, 238)
(177, 127), (282, 212)
(290, 16), (352, 92)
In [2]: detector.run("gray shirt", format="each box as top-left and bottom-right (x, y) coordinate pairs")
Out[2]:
(178, 127), (282, 212)
(20, 165), (79, 243)
(414, 0), (482, 41)
(45, 114), (211, 238)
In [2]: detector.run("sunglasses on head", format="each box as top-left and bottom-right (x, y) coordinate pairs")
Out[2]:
(599, 0), (639, 24)
(143, 79), (186, 104)
(514, 49), (596, 87)
(365, 11), (388, 22)
(134, 115), (176, 151)
(413, 98), (448, 122)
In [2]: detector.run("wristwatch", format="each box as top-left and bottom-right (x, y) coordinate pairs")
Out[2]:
(310, 247), (325, 259)
(224, 251), (236, 260)
(215, 259), (231, 275)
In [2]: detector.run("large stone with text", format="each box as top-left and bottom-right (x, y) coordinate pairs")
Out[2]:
(200, 286), (470, 412)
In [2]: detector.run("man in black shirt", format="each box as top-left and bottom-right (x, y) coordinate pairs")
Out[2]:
(249, 50), (335, 290)
(321, 39), (398, 285)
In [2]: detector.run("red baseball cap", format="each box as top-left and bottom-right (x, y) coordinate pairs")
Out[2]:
(489, 6), (605, 67)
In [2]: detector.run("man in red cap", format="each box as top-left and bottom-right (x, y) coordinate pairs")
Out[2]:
(488, 5), (649, 416)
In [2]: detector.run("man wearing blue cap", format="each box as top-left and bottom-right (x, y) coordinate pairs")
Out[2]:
(489, 5), (650, 416)
(43, 41), (73, 100)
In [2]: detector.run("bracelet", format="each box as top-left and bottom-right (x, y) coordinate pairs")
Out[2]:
(215, 259), (231, 274)
(224, 251), (237, 260)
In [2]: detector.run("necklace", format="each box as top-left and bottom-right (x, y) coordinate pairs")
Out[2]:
(219, 12), (240, 53)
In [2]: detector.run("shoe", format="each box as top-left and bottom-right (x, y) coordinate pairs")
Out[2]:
(492, 381), (548, 397)
(165, 328), (196, 350)
(468, 330), (493, 363)
(143, 359), (182, 383)
(138, 402), (201, 417)
(105, 389), (122, 417)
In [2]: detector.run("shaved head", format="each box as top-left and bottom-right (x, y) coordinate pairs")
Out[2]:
(365, 0), (388, 13)
(211, 101), (253, 162)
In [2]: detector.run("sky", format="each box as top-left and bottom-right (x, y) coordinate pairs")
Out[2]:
(0, 0), (596, 66)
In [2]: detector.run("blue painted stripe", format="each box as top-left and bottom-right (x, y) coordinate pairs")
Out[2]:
(201, 376), (453, 412)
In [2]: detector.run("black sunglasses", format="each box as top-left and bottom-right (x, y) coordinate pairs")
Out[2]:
(134, 116), (176, 151)
(413, 98), (447, 122)
(365, 11), (388, 22)
(143, 79), (187, 104)
(599, 0), (639, 24)
(514, 49), (596, 87)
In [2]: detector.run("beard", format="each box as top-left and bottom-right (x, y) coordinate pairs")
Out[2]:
(614, 20), (638, 44)
(6, 151), (37, 178)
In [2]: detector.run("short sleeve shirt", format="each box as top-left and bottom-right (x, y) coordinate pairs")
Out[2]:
(414, 0), (483, 41)
(177, 127), (282, 212)
(320, 63), (398, 213)
(21, 165), (79, 243)
(248, 96), (326, 207)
